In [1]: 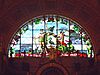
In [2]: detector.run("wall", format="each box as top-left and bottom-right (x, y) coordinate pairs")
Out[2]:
(0, 0), (99, 59)
(0, 0), (100, 75)
(3, 56), (99, 75)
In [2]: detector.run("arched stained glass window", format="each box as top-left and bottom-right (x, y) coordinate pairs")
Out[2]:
(8, 15), (94, 58)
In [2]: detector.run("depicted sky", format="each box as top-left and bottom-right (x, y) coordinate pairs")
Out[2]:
(21, 22), (69, 44)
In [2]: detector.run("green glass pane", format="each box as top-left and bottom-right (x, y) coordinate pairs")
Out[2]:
(73, 25), (79, 33)
(34, 18), (41, 24)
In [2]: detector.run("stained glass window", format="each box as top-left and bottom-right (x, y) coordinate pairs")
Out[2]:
(8, 15), (94, 58)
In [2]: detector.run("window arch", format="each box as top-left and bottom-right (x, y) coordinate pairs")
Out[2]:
(8, 15), (94, 58)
